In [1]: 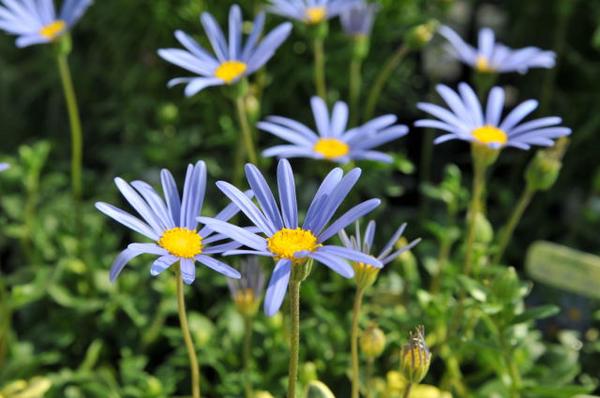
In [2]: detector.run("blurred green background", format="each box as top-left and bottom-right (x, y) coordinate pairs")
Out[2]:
(1, 0), (600, 397)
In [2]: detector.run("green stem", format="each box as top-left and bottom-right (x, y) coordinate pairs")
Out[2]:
(349, 57), (363, 127)
(493, 187), (535, 264)
(56, 53), (83, 202)
(243, 315), (254, 398)
(235, 96), (258, 165)
(463, 151), (488, 277)
(430, 237), (452, 294)
(365, 358), (374, 398)
(176, 267), (202, 398)
(402, 383), (413, 398)
(351, 288), (365, 398)
(313, 36), (327, 100)
(364, 46), (409, 120)
(288, 276), (302, 398)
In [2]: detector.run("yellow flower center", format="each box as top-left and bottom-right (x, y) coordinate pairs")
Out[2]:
(214, 61), (247, 83)
(267, 228), (320, 262)
(305, 6), (327, 24)
(39, 20), (67, 40)
(475, 55), (495, 73)
(313, 138), (350, 160)
(158, 227), (203, 259)
(471, 125), (508, 146)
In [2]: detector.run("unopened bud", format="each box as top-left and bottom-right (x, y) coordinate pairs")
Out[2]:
(361, 324), (386, 359)
(525, 138), (568, 192)
(253, 392), (275, 398)
(406, 20), (439, 50)
(353, 261), (380, 290)
(400, 325), (431, 384)
(233, 288), (260, 317)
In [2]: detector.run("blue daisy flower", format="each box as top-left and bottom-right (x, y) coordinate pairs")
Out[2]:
(415, 83), (571, 150)
(0, 163), (8, 172)
(340, 0), (378, 37)
(0, 0), (92, 48)
(438, 25), (555, 74)
(158, 4), (292, 97)
(198, 159), (382, 316)
(95, 161), (244, 285)
(340, 221), (420, 270)
(259, 96), (409, 164)
(268, 0), (360, 25)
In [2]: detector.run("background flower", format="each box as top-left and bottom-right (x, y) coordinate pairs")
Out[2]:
(0, 162), (8, 172)
(95, 161), (243, 284)
(0, 0), (92, 47)
(438, 25), (555, 74)
(198, 159), (382, 315)
(259, 96), (409, 163)
(158, 4), (292, 97)
(268, 0), (360, 25)
(340, 0), (379, 37)
(415, 83), (571, 150)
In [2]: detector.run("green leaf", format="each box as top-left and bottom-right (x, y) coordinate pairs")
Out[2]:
(511, 305), (560, 325)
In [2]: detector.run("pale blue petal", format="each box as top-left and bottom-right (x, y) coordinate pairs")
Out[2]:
(264, 259), (292, 316)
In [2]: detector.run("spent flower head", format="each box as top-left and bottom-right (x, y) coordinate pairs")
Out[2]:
(227, 256), (266, 317)
(0, 0), (92, 47)
(260, 97), (409, 164)
(95, 161), (244, 284)
(339, 221), (420, 289)
(360, 324), (386, 359)
(268, 0), (360, 25)
(158, 4), (292, 97)
(400, 325), (431, 384)
(340, 0), (378, 37)
(438, 25), (555, 74)
(415, 83), (571, 150)
(198, 159), (382, 316)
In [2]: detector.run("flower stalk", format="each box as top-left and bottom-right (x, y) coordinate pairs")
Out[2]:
(287, 268), (302, 398)
(243, 315), (254, 398)
(350, 287), (365, 398)
(233, 83), (258, 164)
(176, 266), (202, 398)
(55, 35), (83, 204)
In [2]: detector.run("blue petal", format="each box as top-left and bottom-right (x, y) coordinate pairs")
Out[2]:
(308, 251), (354, 278)
(196, 255), (241, 279)
(180, 161), (206, 229)
(197, 216), (267, 251)
(95, 202), (159, 241)
(318, 199), (381, 242)
(264, 259), (292, 316)
(277, 159), (298, 228)
(151, 255), (178, 276)
(245, 164), (284, 230)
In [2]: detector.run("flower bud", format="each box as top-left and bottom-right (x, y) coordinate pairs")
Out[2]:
(400, 325), (431, 384)
(233, 288), (260, 317)
(405, 20), (439, 50)
(253, 392), (275, 398)
(361, 324), (386, 359)
(353, 261), (380, 290)
(525, 138), (567, 192)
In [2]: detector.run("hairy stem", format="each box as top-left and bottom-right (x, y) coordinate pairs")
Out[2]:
(351, 288), (365, 398)
(235, 96), (258, 164)
(313, 37), (327, 100)
(288, 277), (302, 398)
(176, 267), (202, 398)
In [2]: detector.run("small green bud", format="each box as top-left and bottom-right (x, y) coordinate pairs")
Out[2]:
(300, 362), (319, 384)
(353, 261), (380, 290)
(473, 212), (494, 244)
(233, 288), (260, 317)
(245, 94), (261, 124)
(352, 35), (370, 60)
(361, 324), (386, 359)
(400, 325), (431, 384)
(525, 138), (568, 192)
(158, 103), (179, 125)
(405, 20), (439, 50)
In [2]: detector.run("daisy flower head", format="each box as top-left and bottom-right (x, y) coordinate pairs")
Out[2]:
(268, 0), (359, 25)
(0, 0), (92, 48)
(198, 159), (382, 316)
(438, 25), (555, 74)
(340, 221), (420, 289)
(259, 96), (409, 164)
(340, 0), (379, 37)
(0, 163), (9, 172)
(227, 256), (266, 317)
(415, 83), (571, 150)
(95, 161), (244, 285)
(158, 4), (292, 97)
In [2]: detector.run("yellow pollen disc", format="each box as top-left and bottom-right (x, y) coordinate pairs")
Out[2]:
(267, 228), (320, 262)
(472, 125), (508, 146)
(39, 20), (66, 40)
(305, 6), (327, 24)
(158, 227), (203, 259)
(214, 61), (247, 83)
(475, 55), (495, 73)
(313, 138), (350, 160)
